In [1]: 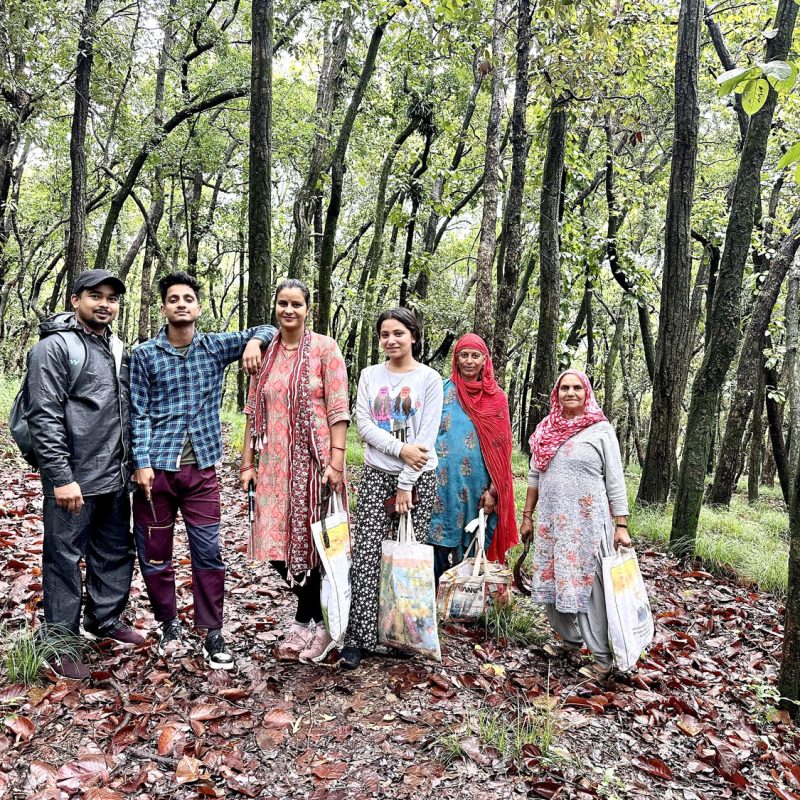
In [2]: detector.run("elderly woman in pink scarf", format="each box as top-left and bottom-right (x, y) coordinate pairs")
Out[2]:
(520, 370), (630, 680)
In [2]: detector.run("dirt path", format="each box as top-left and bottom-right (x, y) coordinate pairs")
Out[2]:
(0, 433), (798, 800)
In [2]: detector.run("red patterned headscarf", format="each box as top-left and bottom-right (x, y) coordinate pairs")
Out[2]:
(529, 369), (607, 472)
(451, 334), (518, 563)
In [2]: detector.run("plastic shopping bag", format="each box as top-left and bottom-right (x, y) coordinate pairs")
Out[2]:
(311, 490), (351, 653)
(378, 512), (441, 661)
(437, 510), (512, 621)
(601, 546), (654, 671)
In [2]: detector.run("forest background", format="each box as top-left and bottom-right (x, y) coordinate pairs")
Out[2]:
(1, 0), (800, 712)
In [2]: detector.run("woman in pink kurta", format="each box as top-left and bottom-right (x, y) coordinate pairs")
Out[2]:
(241, 279), (350, 663)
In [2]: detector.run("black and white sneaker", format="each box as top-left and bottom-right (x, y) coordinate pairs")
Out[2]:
(203, 631), (234, 670)
(157, 617), (183, 656)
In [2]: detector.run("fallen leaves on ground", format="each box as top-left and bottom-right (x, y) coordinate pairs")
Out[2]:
(0, 430), (798, 799)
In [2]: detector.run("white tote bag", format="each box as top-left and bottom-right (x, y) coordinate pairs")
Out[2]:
(601, 545), (654, 672)
(310, 491), (352, 653)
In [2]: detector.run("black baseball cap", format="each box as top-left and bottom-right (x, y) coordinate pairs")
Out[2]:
(72, 269), (126, 296)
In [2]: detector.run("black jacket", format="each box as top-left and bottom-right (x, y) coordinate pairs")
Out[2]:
(26, 313), (130, 496)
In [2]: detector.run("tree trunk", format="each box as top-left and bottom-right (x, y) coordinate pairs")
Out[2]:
(637, 0), (702, 505)
(779, 263), (800, 715)
(248, 0), (273, 326)
(786, 264), (800, 506)
(472, 0), (507, 345)
(64, 0), (101, 305)
(525, 100), (567, 451)
(316, 5), (404, 336)
(708, 215), (800, 505)
(765, 364), (791, 503)
(603, 303), (626, 419)
(670, 0), (798, 554)
(287, 15), (350, 279)
(94, 87), (248, 272)
(603, 116), (656, 382)
(412, 58), (485, 307)
(747, 368), (765, 504)
(492, 0), (531, 385)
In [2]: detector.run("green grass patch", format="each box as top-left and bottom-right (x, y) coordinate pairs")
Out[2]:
(0, 373), (20, 421)
(480, 595), (548, 648)
(434, 695), (558, 766)
(1, 624), (86, 685)
(630, 494), (788, 596)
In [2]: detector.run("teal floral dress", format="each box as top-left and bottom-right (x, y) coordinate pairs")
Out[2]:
(428, 380), (497, 566)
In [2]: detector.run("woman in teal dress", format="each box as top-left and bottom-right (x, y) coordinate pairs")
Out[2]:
(428, 334), (518, 582)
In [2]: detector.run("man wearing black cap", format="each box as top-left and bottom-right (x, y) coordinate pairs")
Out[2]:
(26, 269), (144, 679)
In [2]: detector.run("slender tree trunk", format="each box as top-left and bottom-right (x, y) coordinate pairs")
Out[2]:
(519, 348), (533, 449)
(248, 0), (273, 326)
(765, 364), (791, 503)
(237, 227), (246, 408)
(317, 5), (404, 336)
(94, 87), (248, 272)
(671, 0), (798, 554)
(637, 0), (702, 505)
(287, 16), (349, 279)
(779, 263), (800, 715)
(708, 217), (800, 505)
(603, 304), (626, 419)
(412, 59), (485, 307)
(525, 100), (567, 451)
(492, 0), (531, 384)
(472, 0), (506, 345)
(64, 0), (101, 305)
(787, 265), (800, 505)
(603, 116), (656, 382)
(747, 368), (765, 504)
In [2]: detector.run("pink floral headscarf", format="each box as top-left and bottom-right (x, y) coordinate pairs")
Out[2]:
(529, 370), (607, 472)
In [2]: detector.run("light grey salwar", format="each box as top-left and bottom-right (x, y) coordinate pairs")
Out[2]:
(528, 421), (629, 666)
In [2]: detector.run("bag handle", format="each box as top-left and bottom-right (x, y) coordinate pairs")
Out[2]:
(398, 511), (415, 544)
(464, 510), (487, 577)
(319, 484), (344, 516)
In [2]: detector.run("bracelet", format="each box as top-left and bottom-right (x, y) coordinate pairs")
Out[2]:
(616, 523), (628, 529)
(240, 464), (254, 473)
(522, 511), (534, 519)
(331, 446), (346, 452)
(328, 464), (344, 473)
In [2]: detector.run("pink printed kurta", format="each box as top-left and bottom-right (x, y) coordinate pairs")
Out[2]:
(244, 333), (350, 561)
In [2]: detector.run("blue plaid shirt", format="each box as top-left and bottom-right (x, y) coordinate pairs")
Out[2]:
(130, 324), (275, 470)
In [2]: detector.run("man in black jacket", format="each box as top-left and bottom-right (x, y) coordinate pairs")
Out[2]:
(27, 269), (144, 679)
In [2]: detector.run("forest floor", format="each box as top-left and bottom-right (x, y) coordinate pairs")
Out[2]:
(0, 429), (799, 800)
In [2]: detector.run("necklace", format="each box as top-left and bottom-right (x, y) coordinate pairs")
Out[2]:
(384, 363), (415, 390)
(280, 342), (300, 352)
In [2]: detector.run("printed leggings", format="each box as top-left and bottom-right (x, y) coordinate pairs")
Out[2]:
(345, 467), (437, 651)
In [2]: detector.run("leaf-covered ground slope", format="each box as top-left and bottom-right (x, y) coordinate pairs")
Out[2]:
(0, 437), (798, 800)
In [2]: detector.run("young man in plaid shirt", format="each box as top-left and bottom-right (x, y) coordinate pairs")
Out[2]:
(130, 271), (275, 668)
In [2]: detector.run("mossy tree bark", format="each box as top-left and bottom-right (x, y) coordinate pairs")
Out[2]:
(247, 0), (273, 326)
(64, 0), (101, 305)
(492, 0), (532, 385)
(670, 0), (798, 555)
(473, 0), (507, 346)
(637, 0), (702, 505)
(525, 99), (567, 451)
(708, 215), (800, 505)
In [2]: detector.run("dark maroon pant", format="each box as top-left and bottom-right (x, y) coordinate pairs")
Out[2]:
(133, 465), (225, 629)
